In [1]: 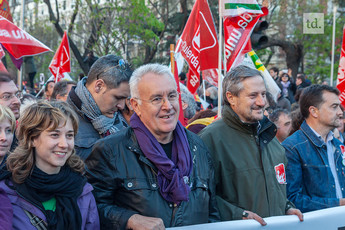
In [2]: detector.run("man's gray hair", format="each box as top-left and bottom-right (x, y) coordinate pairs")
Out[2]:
(180, 83), (197, 119)
(87, 54), (132, 89)
(130, 63), (176, 99)
(222, 65), (264, 106)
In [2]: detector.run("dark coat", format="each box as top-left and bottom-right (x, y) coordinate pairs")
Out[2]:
(199, 105), (293, 220)
(85, 127), (220, 229)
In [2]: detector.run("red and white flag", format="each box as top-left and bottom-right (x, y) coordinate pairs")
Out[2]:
(0, 45), (5, 60)
(0, 16), (51, 61)
(337, 25), (345, 107)
(186, 68), (200, 95)
(49, 31), (71, 82)
(0, 45), (7, 72)
(223, 3), (267, 71)
(176, 0), (218, 94)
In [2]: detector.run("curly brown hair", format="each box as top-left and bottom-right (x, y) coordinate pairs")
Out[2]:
(7, 101), (84, 184)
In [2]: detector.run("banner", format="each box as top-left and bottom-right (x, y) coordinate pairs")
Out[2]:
(0, 0), (12, 22)
(176, 0), (218, 94)
(49, 31), (71, 82)
(223, 3), (267, 71)
(168, 206), (345, 230)
(337, 25), (345, 106)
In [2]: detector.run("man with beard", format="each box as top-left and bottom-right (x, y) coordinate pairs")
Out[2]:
(199, 65), (303, 225)
(282, 85), (345, 212)
(85, 64), (219, 229)
(0, 73), (21, 151)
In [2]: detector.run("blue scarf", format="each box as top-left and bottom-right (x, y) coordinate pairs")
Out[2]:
(130, 113), (193, 205)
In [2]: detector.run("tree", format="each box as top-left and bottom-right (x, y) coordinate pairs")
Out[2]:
(255, 0), (345, 83)
(40, 0), (167, 73)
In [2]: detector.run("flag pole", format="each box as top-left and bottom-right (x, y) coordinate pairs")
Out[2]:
(170, 44), (175, 73)
(330, 5), (337, 86)
(217, 0), (223, 117)
(18, 0), (25, 91)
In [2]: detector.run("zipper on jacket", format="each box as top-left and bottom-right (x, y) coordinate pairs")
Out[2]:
(169, 203), (178, 226)
(16, 190), (48, 217)
(253, 132), (271, 216)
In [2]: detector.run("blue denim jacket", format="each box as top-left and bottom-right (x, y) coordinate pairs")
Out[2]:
(282, 121), (345, 213)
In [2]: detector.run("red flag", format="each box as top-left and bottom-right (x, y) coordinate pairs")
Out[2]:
(49, 31), (71, 82)
(173, 61), (187, 126)
(224, 7), (268, 71)
(177, 0), (218, 94)
(186, 68), (200, 95)
(0, 60), (7, 72)
(0, 16), (51, 61)
(337, 25), (345, 107)
(0, 0), (12, 22)
(202, 69), (219, 87)
(0, 45), (5, 60)
(0, 44), (7, 72)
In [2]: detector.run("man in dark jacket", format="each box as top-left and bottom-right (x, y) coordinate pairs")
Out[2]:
(67, 54), (132, 160)
(85, 63), (219, 229)
(199, 65), (303, 226)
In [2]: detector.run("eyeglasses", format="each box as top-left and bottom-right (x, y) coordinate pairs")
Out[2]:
(135, 92), (180, 106)
(96, 59), (130, 80)
(0, 91), (23, 101)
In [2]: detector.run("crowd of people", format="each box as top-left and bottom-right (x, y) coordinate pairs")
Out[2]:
(0, 54), (344, 230)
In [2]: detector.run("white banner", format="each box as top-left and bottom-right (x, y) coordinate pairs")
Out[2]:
(168, 206), (345, 230)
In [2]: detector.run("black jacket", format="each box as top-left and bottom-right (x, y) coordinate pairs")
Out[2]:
(85, 127), (220, 229)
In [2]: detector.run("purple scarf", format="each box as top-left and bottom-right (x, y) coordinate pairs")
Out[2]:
(130, 113), (193, 204)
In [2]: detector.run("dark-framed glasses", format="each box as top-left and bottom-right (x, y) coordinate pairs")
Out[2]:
(0, 91), (23, 101)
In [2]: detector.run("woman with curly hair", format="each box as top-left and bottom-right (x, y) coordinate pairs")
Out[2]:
(0, 101), (99, 230)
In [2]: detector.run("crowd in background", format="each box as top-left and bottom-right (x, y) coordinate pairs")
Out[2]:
(0, 55), (344, 230)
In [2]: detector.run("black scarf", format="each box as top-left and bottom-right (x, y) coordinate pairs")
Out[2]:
(14, 166), (87, 230)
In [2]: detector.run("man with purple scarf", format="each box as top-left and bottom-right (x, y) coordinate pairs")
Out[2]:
(85, 63), (220, 229)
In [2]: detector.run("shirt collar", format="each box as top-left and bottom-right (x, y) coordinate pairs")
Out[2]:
(308, 124), (334, 143)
